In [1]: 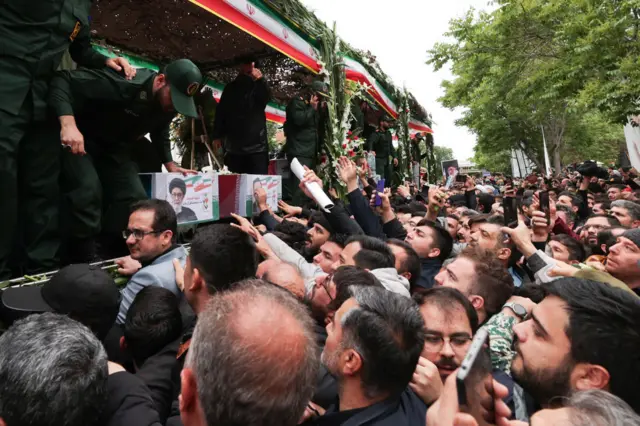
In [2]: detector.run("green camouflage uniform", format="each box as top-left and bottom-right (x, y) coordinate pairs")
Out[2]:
(485, 312), (518, 374)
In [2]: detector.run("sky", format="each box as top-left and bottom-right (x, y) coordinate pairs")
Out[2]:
(300, 0), (492, 161)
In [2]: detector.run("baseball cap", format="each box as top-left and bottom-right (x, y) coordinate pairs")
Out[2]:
(164, 59), (203, 118)
(1, 264), (121, 327)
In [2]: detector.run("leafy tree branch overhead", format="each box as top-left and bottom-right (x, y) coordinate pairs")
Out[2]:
(428, 0), (636, 173)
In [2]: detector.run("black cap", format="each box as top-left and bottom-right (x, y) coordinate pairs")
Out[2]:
(1, 264), (121, 323)
(380, 113), (393, 123)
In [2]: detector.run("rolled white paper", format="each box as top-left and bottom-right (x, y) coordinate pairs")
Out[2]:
(290, 158), (335, 212)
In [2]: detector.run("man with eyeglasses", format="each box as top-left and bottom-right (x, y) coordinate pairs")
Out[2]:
(579, 214), (621, 252)
(114, 199), (188, 324)
(409, 287), (478, 405)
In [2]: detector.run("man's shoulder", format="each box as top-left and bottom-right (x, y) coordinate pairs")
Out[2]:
(132, 247), (187, 284)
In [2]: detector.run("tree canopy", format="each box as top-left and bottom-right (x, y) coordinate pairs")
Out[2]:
(428, 0), (636, 173)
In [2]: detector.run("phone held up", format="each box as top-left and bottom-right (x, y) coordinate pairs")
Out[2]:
(457, 328), (495, 424)
(374, 179), (385, 207)
(539, 191), (551, 226)
(502, 197), (518, 228)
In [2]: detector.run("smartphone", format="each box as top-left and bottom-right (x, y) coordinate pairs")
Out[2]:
(456, 174), (468, 183)
(539, 191), (550, 225)
(457, 328), (495, 423)
(503, 197), (518, 228)
(374, 179), (385, 206)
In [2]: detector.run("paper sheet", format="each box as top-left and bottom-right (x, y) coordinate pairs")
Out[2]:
(290, 158), (335, 212)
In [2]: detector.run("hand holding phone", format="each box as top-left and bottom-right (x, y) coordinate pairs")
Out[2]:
(456, 328), (495, 424)
(539, 191), (550, 225)
(503, 197), (518, 228)
(455, 174), (468, 183)
(374, 179), (385, 207)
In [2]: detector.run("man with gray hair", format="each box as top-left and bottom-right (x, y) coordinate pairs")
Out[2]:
(178, 279), (319, 426)
(610, 200), (640, 228)
(0, 313), (109, 426)
(309, 286), (427, 425)
(529, 390), (640, 425)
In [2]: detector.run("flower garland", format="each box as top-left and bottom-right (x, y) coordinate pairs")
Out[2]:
(318, 23), (368, 196)
(395, 89), (412, 185)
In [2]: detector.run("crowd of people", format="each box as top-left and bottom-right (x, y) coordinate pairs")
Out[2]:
(3, 2), (640, 425)
(0, 155), (639, 426)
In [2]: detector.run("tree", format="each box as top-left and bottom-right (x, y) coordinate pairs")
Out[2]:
(473, 147), (512, 175)
(428, 0), (640, 174)
(433, 145), (455, 169)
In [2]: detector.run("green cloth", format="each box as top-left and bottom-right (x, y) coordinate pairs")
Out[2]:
(52, 67), (180, 239)
(0, 0), (107, 120)
(575, 269), (639, 297)
(61, 141), (148, 239)
(49, 67), (175, 164)
(375, 158), (393, 184)
(0, 104), (61, 278)
(0, 0), (108, 278)
(284, 97), (320, 159)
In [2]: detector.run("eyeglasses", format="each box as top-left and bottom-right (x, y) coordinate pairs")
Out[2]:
(122, 229), (164, 241)
(423, 334), (472, 353)
(320, 274), (334, 301)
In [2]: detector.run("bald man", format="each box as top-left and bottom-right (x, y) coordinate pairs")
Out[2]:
(178, 280), (318, 426)
(257, 259), (305, 299)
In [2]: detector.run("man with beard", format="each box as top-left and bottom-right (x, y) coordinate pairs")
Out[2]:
(306, 266), (381, 348)
(579, 214), (621, 252)
(303, 212), (335, 261)
(467, 214), (525, 286)
(308, 286), (427, 425)
(434, 246), (514, 324)
(306, 268), (383, 410)
(510, 278), (640, 414)
(168, 178), (198, 223)
(51, 59), (200, 261)
(409, 287), (478, 405)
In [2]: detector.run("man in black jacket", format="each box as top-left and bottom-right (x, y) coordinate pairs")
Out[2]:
(213, 59), (271, 174)
(306, 286), (427, 425)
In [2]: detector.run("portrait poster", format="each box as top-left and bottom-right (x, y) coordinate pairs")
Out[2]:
(441, 159), (459, 189)
(152, 173), (219, 224)
(237, 175), (282, 216)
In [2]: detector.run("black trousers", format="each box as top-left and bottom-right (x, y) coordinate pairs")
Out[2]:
(224, 152), (269, 175)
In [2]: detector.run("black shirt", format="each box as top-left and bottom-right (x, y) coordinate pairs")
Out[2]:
(305, 388), (427, 426)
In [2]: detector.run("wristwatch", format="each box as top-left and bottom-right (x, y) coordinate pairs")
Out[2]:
(502, 302), (527, 320)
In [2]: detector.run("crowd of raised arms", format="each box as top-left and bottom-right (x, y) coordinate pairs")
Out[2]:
(0, 156), (639, 426)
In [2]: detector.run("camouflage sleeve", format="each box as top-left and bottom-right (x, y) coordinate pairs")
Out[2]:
(485, 312), (517, 374)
